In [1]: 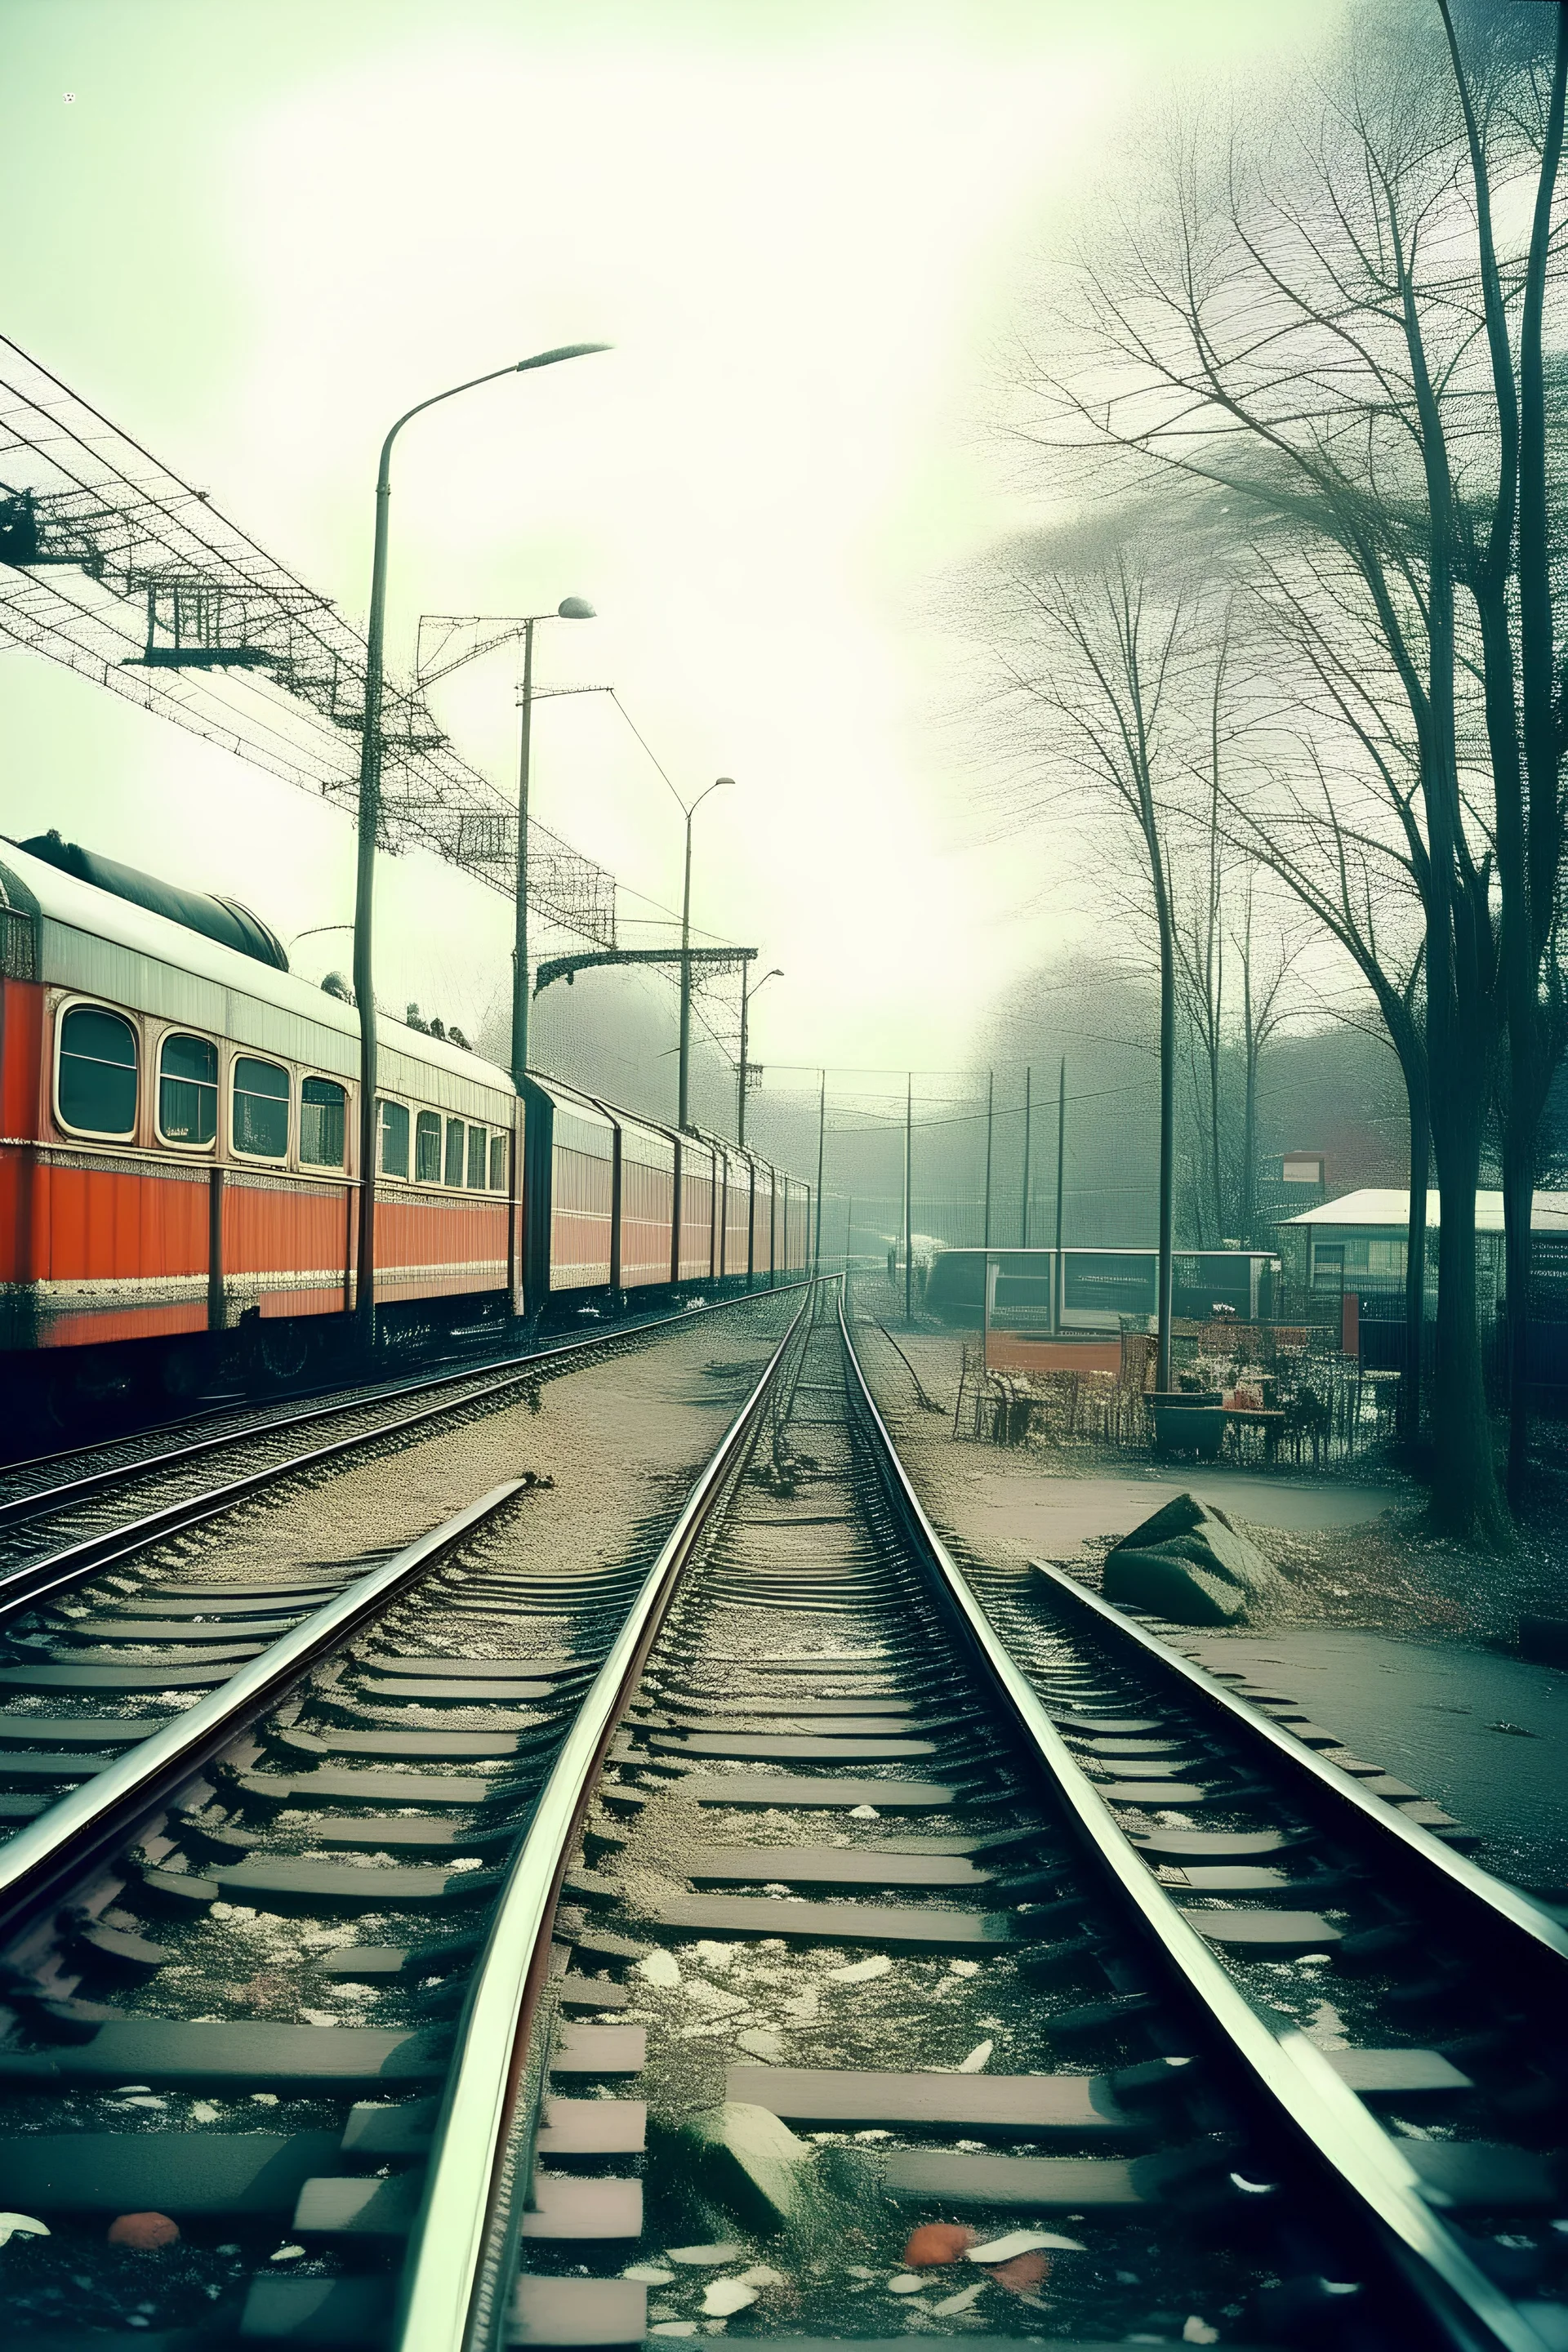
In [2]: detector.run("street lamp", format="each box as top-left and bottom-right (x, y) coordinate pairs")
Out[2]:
(675, 777), (733, 1132)
(350, 342), (608, 1350)
(737, 965), (782, 1145)
(513, 597), (595, 1090)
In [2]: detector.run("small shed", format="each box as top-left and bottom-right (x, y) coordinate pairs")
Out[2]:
(1279, 1187), (1568, 1307)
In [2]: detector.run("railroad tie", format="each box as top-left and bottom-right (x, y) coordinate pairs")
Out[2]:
(679, 1771), (960, 1808)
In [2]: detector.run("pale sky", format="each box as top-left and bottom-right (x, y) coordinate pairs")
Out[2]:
(2, 0), (1336, 1081)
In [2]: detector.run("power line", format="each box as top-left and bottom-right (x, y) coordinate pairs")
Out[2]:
(0, 336), (616, 950)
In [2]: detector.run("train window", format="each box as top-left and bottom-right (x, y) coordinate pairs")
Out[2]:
(301, 1077), (346, 1169)
(233, 1057), (290, 1159)
(158, 1032), (217, 1147)
(488, 1131), (508, 1192)
(415, 1110), (441, 1183)
(58, 1004), (138, 1138)
(443, 1116), (465, 1187)
(466, 1123), (488, 1189)
(378, 1099), (410, 1179)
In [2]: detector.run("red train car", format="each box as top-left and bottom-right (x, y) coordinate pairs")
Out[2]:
(0, 838), (520, 1416)
(675, 1133), (716, 1285)
(781, 1174), (811, 1275)
(719, 1142), (752, 1282)
(751, 1159), (776, 1285)
(0, 835), (808, 1424)
(521, 1078), (614, 1297)
(608, 1107), (676, 1290)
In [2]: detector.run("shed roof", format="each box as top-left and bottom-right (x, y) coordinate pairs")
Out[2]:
(1287, 1187), (1568, 1235)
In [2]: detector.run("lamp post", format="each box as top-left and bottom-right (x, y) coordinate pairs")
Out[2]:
(813, 1069), (827, 1277)
(513, 598), (595, 1089)
(737, 964), (782, 1145)
(675, 777), (733, 1131)
(350, 342), (608, 1351)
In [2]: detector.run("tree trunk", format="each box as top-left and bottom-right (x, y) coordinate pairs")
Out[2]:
(1207, 1029), (1224, 1244)
(1401, 1072), (1429, 1453)
(1240, 923), (1259, 1250)
(1428, 1084), (1508, 1544)
(1441, 0), (1567, 1520)
(1502, 1077), (1538, 1505)
(1152, 837), (1178, 1392)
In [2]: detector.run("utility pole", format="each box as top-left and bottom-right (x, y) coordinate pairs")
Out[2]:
(813, 1070), (826, 1276)
(1021, 1065), (1032, 1247)
(678, 812), (693, 1129)
(737, 964), (782, 1146)
(1053, 1055), (1067, 1334)
(409, 598), (595, 1095)
(982, 1069), (994, 1251)
(511, 617), (535, 1091)
(903, 1071), (913, 1322)
(676, 777), (733, 1131)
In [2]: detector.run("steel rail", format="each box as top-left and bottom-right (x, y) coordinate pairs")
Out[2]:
(1033, 1560), (1568, 1972)
(391, 1285), (813, 2352)
(0, 1280), (808, 1536)
(0, 1281), (810, 1624)
(837, 1294), (1547, 2352)
(0, 1481), (523, 1946)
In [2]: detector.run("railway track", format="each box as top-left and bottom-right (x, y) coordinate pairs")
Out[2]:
(492, 1282), (1567, 2352)
(0, 1289), (781, 1507)
(0, 1280), (1563, 2351)
(0, 1285), (804, 1628)
(0, 1289), (808, 2348)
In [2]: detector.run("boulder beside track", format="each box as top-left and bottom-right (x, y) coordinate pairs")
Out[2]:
(1101, 1490), (1289, 1626)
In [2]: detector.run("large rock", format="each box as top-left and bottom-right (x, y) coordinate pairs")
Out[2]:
(1102, 1492), (1287, 1627)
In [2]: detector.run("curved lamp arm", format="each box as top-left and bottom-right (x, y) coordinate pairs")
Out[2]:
(376, 345), (612, 491)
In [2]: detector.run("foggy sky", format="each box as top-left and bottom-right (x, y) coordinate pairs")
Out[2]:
(3, 0), (1338, 1085)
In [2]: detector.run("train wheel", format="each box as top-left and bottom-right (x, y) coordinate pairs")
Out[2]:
(253, 1320), (312, 1386)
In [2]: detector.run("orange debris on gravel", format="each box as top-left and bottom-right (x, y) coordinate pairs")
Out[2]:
(984, 2251), (1051, 2293)
(107, 2212), (180, 2249)
(902, 2223), (975, 2266)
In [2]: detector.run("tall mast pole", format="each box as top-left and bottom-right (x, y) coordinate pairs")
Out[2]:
(677, 808), (693, 1130)
(904, 1071), (913, 1322)
(737, 969), (750, 1145)
(346, 341), (610, 1354)
(351, 425), (394, 1352)
(1054, 1055), (1067, 1334)
(813, 1069), (826, 1276)
(510, 616), (534, 1091)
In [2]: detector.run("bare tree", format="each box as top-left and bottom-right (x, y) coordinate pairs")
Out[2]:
(1009, 6), (1568, 1541)
(1173, 644), (1231, 1246)
(1233, 871), (1311, 1247)
(987, 526), (1204, 1392)
(1229, 730), (1432, 1445)
(1215, 519), (1437, 1443)
(1167, 638), (1307, 1245)
(1437, 1), (1568, 1503)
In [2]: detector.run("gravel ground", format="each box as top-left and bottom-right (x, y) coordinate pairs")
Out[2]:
(119, 1292), (802, 1597)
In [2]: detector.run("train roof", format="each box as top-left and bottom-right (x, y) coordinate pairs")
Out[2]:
(525, 1073), (616, 1134)
(0, 837), (516, 1100)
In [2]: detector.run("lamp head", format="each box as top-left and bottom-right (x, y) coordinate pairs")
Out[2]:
(515, 343), (614, 371)
(557, 597), (595, 621)
(715, 775), (736, 789)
